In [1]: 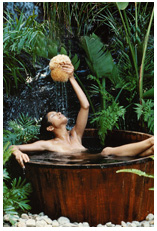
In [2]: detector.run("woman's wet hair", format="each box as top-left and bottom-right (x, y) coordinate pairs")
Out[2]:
(40, 114), (55, 140)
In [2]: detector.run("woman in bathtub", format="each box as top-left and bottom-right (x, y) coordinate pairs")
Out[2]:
(10, 55), (154, 168)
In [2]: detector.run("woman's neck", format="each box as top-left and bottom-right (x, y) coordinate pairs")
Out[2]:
(53, 126), (70, 142)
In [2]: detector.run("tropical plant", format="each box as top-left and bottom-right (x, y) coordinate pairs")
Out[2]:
(3, 11), (42, 94)
(134, 99), (154, 134)
(4, 113), (40, 145)
(3, 10), (67, 95)
(3, 142), (32, 224)
(81, 33), (126, 143)
(97, 2), (154, 103)
(91, 101), (125, 144)
(116, 156), (154, 190)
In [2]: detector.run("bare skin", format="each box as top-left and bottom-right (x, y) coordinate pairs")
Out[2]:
(101, 136), (154, 157)
(10, 62), (154, 167)
(10, 63), (89, 168)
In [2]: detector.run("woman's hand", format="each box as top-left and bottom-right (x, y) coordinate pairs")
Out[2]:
(14, 151), (30, 168)
(61, 63), (74, 78)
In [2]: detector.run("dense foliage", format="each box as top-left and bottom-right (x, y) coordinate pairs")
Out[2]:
(3, 2), (154, 138)
(3, 11), (66, 95)
(3, 142), (32, 224)
(4, 113), (40, 145)
(3, 114), (41, 223)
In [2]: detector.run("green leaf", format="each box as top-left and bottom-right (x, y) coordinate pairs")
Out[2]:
(71, 54), (80, 71)
(116, 168), (154, 178)
(116, 2), (129, 11)
(143, 88), (154, 99)
(60, 46), (67, 55)
(81, 33), (114, 79)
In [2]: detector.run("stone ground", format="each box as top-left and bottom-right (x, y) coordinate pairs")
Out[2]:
(3, 212), (154, 227)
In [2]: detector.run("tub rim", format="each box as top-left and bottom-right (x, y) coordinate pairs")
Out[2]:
(25, 155), (153, 169)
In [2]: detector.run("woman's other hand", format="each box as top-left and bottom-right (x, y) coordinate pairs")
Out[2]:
(13, 150), (30, 168)
(15, 152), (30, 168)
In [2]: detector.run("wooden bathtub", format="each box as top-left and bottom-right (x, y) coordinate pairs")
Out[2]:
(25, 129), (154, 226)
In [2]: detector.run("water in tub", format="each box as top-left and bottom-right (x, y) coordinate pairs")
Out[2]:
(27, 137), (140, 165)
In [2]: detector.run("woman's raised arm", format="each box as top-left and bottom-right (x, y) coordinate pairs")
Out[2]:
(69, 75), (89, 139)
(62, 63), (89, 139)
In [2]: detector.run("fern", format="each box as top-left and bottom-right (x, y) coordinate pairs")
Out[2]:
(3, 144), (33, 222)
(134, 99), (154, 133)
(3, 177), (32, 216)
(4, 113), (40, 145)
(91, 101), (126, 144)
(3, 141), (12, 165)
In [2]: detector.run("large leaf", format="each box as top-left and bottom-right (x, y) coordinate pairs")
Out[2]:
(81, 33), (114, 78)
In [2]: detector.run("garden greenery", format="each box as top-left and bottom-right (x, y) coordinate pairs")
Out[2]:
(3, 142), (32, 224)
(3, 113), (41, 223)
(4, 113), (40, 145)
(134, 99), (154, 134)
(4, 2), (154, 141)
(81, 33), (126, 143)
(3, 11), (67, 95)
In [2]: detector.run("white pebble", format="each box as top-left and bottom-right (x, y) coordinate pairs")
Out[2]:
(106, 222), (112, 227)
(36, 215), (48, 221)
(132, 221), (141, 227)
(141, 221), (150, 227)
(39, 212), (45, 216)
(3, 214), (10, 222)
(78, 222), (83, 227)
(121, 221), (127, 227)
(146, 213), (154, 221)
(83, 222), (90, 227)
(17, 221), (26, 227)
(58, 216), (70, 225)
(26, 219), (36, 227)
(149, 220), (154, 225)
(97, 224), (104, 227)
(43, 217), (53, 225)
(52, 220), (60, 227)
(115, 225), (122, 227)
(21, 213), (29, 220)
(36, 220), (47, 227)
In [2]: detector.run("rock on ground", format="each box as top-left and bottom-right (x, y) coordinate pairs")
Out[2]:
(3, 212), (154, 227)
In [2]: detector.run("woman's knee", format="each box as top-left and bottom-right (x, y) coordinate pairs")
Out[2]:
(149, 136), (154, 146)
(150, 145), (154, 155)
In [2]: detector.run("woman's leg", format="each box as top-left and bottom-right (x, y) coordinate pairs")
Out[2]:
(138, 145), (154, 157)
(101, 136), (154, 157)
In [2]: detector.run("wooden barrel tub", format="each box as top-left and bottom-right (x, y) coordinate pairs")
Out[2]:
(25, 129), (154, 226)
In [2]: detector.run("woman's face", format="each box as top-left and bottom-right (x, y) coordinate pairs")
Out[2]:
(47, 111), (68, 128)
